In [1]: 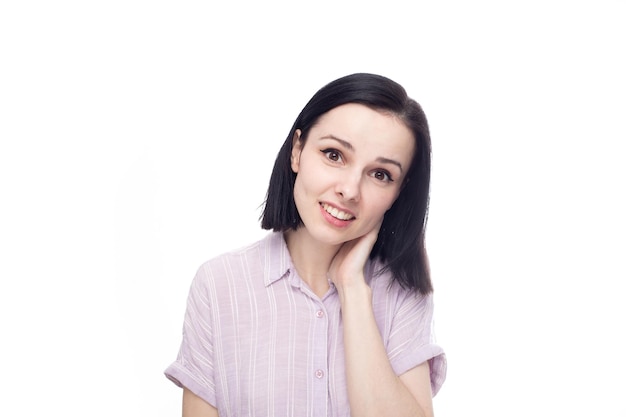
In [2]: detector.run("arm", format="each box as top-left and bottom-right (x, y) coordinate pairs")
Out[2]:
(330, 227), (434, 417)
(339, 283), (433, 417)
(183, 388), (219, 417)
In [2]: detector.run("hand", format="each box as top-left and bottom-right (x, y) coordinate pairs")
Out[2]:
(329, 222), (382, 292)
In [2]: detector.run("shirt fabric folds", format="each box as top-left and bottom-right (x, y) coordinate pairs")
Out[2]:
(165, 231), (446, 417)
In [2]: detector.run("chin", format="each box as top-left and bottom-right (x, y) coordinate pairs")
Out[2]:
(306, 224), (360, 246)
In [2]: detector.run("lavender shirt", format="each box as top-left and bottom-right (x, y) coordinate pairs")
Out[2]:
(165, 232), (446, 416)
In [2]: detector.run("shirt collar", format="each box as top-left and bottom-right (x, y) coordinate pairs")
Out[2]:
(261, 231), (294, 287)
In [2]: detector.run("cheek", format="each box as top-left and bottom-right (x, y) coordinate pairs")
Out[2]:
(292, 173), (312, 210)
(292, 176), (303, 205)
(381, 199), (397, 215)
(372, 187), (402, 213)
(365, 196), (398, 225)
(386, 192), (401, 211)
(294, 163), (326, 196)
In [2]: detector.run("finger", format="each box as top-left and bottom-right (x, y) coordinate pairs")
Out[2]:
(350, 223), (382, 260)
(362, 221), (383, 246)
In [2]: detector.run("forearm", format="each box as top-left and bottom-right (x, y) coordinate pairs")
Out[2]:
(183, 388), (219, 417)
(339, 281), (428, 417)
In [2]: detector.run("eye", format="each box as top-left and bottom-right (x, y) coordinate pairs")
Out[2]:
(371, 170), (394, 183)
(321, 149), (343, 163)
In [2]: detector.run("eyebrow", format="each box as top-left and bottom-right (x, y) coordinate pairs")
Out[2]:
(320, 134), (404, 172)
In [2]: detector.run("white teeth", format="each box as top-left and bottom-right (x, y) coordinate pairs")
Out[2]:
(322, 203), (354, 220)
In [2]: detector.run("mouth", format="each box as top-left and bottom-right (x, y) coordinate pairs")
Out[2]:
(320, 203), (355, 221)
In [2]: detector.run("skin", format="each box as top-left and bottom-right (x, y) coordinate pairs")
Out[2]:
(182, 388), (218, 417)
(182, 103), (434, 416)
(286, 103), (414, 296)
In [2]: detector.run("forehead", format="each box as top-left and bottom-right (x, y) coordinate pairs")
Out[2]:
(311, 103), (415, 160)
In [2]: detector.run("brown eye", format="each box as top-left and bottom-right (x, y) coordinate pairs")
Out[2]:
(321, 149), (343, 162)
(372, 170), (393, 182)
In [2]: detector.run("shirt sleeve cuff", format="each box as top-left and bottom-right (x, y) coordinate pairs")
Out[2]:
(391, 343), (447, 396)
(164, 361), (218, 408)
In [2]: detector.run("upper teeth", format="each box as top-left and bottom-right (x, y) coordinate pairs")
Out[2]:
(322, 203), (354, 220)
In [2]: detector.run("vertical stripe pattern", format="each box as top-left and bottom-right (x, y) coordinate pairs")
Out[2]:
(165, 232), (446, 416)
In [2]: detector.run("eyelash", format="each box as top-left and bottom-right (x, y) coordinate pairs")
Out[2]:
(372, 170), (394, 183)
(321, 148), (343, 163)
(320, 148), (394, 183)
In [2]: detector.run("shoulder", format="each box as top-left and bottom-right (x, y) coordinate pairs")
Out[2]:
(200, 238), (263, 267)
(194, 237), (263, 281)
(366, 259), (434, 313)
(192, 231), (287, 289)
(203, 231), (284, 264)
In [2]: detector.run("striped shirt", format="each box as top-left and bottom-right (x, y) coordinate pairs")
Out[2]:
(165, 232), (446, 416)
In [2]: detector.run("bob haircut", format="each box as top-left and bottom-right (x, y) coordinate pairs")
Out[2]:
(261, 73), (433, 295)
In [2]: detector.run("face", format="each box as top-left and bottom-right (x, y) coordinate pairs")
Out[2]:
(290, 103), (415, 247)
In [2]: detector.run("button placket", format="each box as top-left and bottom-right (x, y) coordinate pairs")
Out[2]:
(310, 300), (329, 417)
(312, 302), (328, 394)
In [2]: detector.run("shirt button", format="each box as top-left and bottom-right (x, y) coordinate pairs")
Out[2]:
(315, 310), (324, 318)
(315, 369), (325, 379)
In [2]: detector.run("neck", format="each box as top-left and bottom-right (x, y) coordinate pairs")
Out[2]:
(284, 228), (341, 297)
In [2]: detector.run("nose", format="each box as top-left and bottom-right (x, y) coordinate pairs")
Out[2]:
(335, 171), (361, 202)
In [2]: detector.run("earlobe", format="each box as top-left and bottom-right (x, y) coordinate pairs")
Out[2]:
(290, 129), (303, 173)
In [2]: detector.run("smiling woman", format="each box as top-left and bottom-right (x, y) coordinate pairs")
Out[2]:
(289, 103), (414, 252)
(164, 73), (446, 417)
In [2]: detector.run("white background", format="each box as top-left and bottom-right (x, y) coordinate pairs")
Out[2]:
(1, 1), (625, 416)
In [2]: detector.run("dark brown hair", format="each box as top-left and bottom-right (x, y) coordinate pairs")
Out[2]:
(261, 73), (433, 294)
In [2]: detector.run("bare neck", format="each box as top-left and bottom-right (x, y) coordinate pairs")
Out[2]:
(284, 228), (341, 298)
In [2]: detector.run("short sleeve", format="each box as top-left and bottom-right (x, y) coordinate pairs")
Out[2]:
(164, 265), (217, 407)
(384, 290), (447, 396)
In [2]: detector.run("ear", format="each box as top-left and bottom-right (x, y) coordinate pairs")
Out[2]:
(290, 129), (303, 173)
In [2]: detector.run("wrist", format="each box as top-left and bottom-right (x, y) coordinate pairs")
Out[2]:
(336, 276), (372, 304)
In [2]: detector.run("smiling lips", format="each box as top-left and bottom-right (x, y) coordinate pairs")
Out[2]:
(321, 202), (355, 221)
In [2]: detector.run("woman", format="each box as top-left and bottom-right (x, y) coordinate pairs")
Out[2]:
(165, 73), (446, 417)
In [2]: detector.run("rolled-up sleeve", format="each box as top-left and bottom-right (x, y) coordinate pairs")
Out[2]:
(164, 264), (217, 407)
(378, 285), (447, 396)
